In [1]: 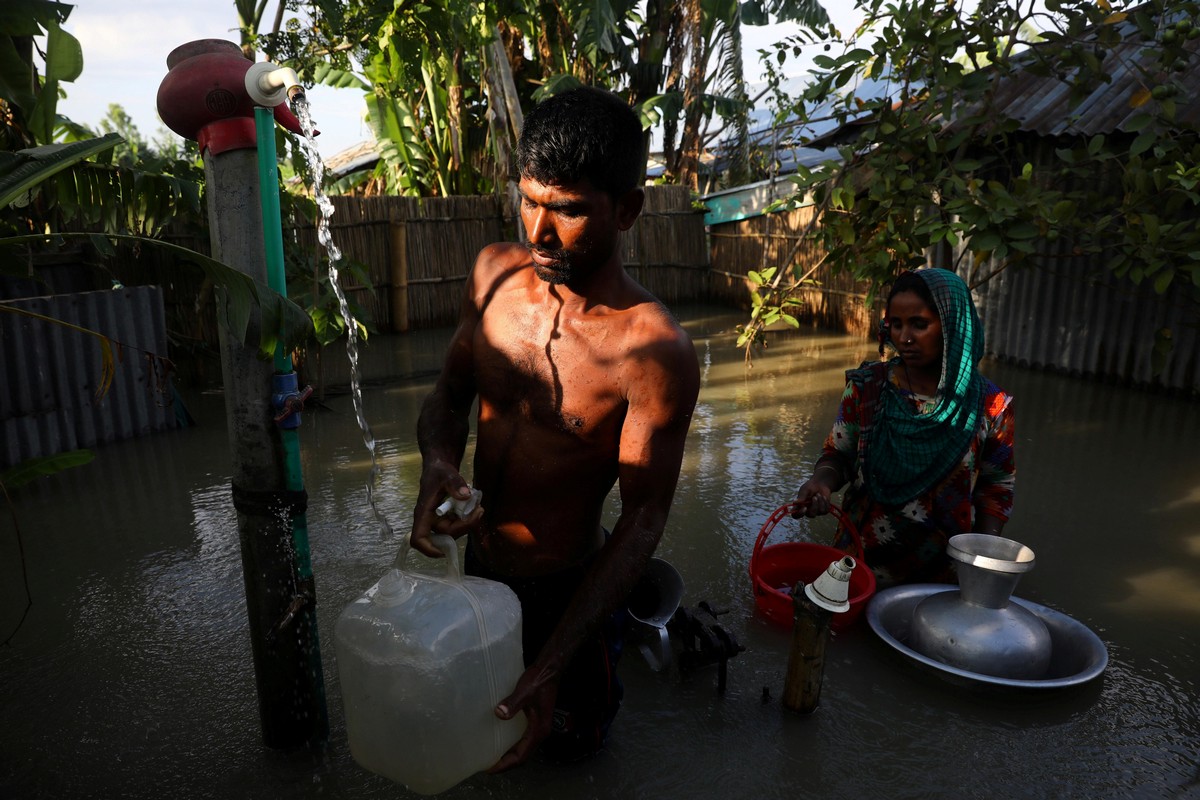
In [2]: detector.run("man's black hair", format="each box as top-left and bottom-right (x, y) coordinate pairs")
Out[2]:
(516, 86), (644, 199)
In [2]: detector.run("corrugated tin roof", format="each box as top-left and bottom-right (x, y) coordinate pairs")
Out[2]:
(985, 6), (1200, 136)
(792, 3), (1200, 149)
(323, 139), (382, 178)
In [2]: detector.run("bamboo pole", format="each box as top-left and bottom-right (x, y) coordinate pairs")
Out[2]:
(390, 221), (410, 333)
(782, 581), (832, 715)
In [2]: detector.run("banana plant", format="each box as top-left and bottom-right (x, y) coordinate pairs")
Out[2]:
(264, 0), (833, 194)
(3, 1), (313, 357)
(279, 1), (498, 197)
(0, 0), (83, 148)
(1, 138), (313, 359)
(0, 134), (123, 208)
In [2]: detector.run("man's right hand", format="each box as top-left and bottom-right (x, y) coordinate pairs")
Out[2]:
(410, 462), (484, 557)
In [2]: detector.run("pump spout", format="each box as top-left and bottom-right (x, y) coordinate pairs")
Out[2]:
(245, 62), (304, 108)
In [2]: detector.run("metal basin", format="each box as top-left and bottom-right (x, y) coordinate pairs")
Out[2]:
(867, 584), (1109, 691)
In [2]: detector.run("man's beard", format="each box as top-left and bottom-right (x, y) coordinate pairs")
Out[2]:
(526, 243), (576, 285)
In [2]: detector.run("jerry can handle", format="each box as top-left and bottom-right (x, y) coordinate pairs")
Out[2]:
(430, 534), (464, 583)
(392, 532), (465, 584)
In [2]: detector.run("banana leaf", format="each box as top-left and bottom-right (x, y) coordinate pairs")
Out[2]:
(1, 450), (95, 491)
(0, 134), (123, 209)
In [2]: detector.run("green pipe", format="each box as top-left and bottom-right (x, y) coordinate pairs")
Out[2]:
(254, 105), (328, 743)
(255, 107), (293, 376)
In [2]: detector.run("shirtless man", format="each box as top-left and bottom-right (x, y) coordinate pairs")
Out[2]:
(409, 87), (700, 769)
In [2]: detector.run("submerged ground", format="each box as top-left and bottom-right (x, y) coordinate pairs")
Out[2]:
(1, 305), (1197, 799)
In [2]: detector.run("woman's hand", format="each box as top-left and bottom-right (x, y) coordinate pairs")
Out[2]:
(792, 477), (831, 518)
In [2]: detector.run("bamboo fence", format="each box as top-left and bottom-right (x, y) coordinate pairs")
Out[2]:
(282, 185), (712, 334)
(706, 202), (876, 337)
(112, 186), (889, 390)
(619, 185), (710, 304)
(287, 194), (507, 332)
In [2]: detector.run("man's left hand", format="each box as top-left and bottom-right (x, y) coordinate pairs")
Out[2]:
(487, 664), (560, 772)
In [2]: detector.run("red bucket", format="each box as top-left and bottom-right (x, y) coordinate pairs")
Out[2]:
(749, 501), (876, 631)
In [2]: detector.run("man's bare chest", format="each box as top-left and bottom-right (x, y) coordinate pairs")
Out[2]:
(474, 313), (626, 436)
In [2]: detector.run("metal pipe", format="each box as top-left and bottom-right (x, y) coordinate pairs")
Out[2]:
(203, 145), (323, 750)
(159, 39), (326, 751)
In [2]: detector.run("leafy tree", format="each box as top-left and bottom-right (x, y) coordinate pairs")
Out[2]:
(253, 2), (499, 196)
(254, 0), (831, 195)
(739, 0), (1200, 353)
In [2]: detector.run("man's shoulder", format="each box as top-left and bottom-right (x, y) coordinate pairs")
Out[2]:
(468, 243), (536, 302)
(619, 299), (699, 396)
(474, 241), (531, 274)
(624, 296), (691, 347)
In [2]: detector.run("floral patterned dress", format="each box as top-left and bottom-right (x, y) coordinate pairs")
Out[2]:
(824, 362), (1016, 586)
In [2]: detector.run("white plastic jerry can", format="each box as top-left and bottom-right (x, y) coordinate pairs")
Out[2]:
(334, 535), (526, 795)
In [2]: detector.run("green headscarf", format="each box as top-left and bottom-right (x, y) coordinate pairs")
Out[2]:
(864, 268), (985, 506)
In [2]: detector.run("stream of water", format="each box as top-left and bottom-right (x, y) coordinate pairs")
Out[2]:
(293, 96), (392, 540)
(1, 306), (1197, 799)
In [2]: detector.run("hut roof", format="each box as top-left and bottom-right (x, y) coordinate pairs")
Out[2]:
(799, 1), (1200, 151)
(980, 5), (1200, 136)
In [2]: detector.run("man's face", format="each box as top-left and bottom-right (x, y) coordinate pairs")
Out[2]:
(518, 176), (620, 286)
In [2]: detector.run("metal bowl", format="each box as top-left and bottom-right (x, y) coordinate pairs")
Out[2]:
(867, 584), (1109, 690)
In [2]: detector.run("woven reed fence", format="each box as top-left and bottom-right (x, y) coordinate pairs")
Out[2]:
(287, 194), (506, 332)
(706, 202), (876, 337)
(109, 186), (711, 387)
(283, 185), (710, 333)
(619, 185), (710, 304)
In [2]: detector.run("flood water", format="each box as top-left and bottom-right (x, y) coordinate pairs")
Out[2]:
(2, 305), (1197, 800)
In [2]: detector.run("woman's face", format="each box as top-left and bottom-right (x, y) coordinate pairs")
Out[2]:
(887, 290), (943, 374)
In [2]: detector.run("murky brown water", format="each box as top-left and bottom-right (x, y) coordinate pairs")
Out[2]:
(2, 305), (1198, 799)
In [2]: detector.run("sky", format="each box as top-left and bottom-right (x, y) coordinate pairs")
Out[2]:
(56, 0), (854, 161)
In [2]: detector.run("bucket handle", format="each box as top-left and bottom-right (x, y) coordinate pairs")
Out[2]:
(750, 501), (865, 571)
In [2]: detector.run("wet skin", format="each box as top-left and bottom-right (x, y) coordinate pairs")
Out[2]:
(521, 176), (619, 287)
(410, 174), (701, 771)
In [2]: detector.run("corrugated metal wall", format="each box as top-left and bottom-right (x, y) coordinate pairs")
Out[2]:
(962, 257), (1199, 394)
(0, 286), (181, 471)
(931, 136), (1200, 395)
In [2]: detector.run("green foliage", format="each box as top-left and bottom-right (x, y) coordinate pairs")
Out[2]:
(742, 0), (1200, 357)
(2, 4), (207, 238)
(258, 0), (831, 194)
(1, 8), (326, 362)
(1, 450), (94, 491)
(0, 0), (82, 148)
(282, 240), (374, 348)
(0, 135), (122, 209)
(263, 3), (498, 197)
